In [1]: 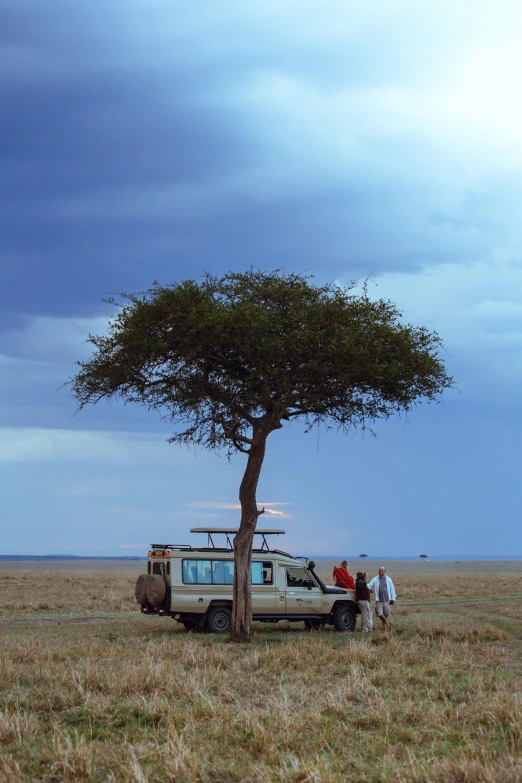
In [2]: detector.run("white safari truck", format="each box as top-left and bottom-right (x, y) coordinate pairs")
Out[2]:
(135, 528), (359, 633)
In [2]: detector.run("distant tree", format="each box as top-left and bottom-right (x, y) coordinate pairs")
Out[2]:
(359, 554), (368, 560)
(419, 554), (429, 561)
(69, 269), (452, 640)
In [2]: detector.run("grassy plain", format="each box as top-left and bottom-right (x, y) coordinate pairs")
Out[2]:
(0, 563), (521, 782)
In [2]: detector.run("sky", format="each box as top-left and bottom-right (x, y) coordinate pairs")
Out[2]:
(1, 0), (521, 558)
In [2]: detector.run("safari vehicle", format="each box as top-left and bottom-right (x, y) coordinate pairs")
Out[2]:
(135, 528), (359, 633)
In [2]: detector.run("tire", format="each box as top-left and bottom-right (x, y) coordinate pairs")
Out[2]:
(134, 574), (149, 607)
(146, 574), (166, 608)
(304, 619), (325, 631)
(333, 605), (357, 632)
(206, 606), (232, 634)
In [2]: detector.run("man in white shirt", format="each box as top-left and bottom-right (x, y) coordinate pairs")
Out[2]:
(368, 566), (396, 629)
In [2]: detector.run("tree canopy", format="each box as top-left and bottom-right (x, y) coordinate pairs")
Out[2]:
(72, 269), (452, 448)
(70, 268), (452, 638)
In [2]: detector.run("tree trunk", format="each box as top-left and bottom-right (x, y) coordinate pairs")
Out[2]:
(231, 427), (269, 641)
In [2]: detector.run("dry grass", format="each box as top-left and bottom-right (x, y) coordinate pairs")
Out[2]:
(385, 573), (522, 602)
(1, 569), (521, 621)
(0, 570), (136, 618)
(0, 570), (521, 781)
(317, 571), (522, 603)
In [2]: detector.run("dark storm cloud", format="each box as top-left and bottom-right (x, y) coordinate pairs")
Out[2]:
(1, 0), (520, 350)
(0, 67), (252, 319)
(1, 0), (489, 325)
(0, 1), (253, 319)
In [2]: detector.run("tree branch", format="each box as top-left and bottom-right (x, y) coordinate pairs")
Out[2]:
(204, 351), (250, 377)
(224, 430), (254, 445)
(220, 413), (255, 445)
(233, 439), (251, 455)
(232, 403), (257, 427)
(285, 407), (322, 418)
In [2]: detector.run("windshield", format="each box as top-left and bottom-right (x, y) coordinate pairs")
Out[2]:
(286, 567), (316, 589)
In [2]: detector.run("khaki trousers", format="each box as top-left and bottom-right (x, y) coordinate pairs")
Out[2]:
(358, 600), (373, 632)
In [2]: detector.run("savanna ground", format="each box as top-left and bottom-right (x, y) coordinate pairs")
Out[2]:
(0, 561), (521, 782)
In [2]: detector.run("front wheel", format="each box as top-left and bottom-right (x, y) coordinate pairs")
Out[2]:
(333, 605), (357, 632)
(206, 606), (232, 634)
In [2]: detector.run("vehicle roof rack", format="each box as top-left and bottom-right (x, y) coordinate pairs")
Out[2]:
(150, 543), (192, 550)
(189, 528), (286, 534)
(189, 527), (286, 551)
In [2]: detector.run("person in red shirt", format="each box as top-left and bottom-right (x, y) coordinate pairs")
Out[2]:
(332, 560), (355, 590)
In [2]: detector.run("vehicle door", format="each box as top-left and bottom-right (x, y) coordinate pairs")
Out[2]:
(251, 560), (276, 613)
(284, 566), (323, 614)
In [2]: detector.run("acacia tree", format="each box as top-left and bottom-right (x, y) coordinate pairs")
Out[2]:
(69, 269), (452, 639)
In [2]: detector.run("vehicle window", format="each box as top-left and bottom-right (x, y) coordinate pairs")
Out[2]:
(262, 561), (273, 585)
(182, 559), (272, 585)
(286, 567), (314, 588)
(182, 560), (195, 583)
(212, 560), (234, 585)
(196, 560), (212, 584)
(152, 562), (165, 577)
(252, 561), (274, 585)
(182, 559), (212, 584)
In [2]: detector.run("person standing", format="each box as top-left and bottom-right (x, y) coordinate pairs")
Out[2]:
(368, 566), (396, 629)
(355, 571), (373, 632)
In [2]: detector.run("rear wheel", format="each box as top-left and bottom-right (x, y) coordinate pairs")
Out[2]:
(206, 606), (232, 634)
(333, 605), (357, 632)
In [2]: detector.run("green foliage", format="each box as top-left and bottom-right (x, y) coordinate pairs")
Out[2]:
(69, 269), (452, 453)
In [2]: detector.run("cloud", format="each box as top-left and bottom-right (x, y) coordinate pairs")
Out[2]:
(55, 479), (129, 498)
(120, 544), (149, 549)
(0, 324), (173, 432)
(0, 315), (109, 363)
(0, 428), (191, 464)
(354, 251), (522, 402)
(5, 0), (522, 327)
(103, 507), (220, 520)
(186, 501), (241, 510)
(186, 501), (293, 518)
(188, 501), (289, 508)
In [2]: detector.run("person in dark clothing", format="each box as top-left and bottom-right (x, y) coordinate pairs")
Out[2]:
(355, 571), (373, 632)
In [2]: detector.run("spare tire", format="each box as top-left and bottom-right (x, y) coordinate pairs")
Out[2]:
(146, 574), (166, 608)
(135, 574), (149, 607)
